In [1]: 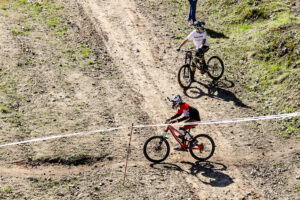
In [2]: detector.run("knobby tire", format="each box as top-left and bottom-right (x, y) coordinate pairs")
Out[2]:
(207, 56), (224, 80)
(178, 64), (193, 89)
(189, 134), (215, 161)
(143, 136), (170, 163)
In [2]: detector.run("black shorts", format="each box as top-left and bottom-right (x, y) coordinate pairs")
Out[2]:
(196, 46), (209, 58)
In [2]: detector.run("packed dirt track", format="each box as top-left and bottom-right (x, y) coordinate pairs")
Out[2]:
(0, 0), (299, 199)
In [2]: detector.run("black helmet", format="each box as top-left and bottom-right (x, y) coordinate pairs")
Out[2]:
(194, 21), (206, 33)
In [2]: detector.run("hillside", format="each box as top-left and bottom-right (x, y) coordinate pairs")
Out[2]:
(0, 0), (299, 199)
(137, 0), (299, 137)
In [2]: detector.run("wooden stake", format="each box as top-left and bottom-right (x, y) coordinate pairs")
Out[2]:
(123, 123), (134, 186)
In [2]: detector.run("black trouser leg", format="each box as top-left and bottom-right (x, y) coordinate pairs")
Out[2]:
(191, 62), (196, 80)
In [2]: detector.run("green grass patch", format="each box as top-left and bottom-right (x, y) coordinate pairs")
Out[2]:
(1, 186), (12, 193)
(1, 4), (9, 10)
(81, 48), (92, 58)
(93, 185), (100, 190)
(269, 12), (294, 29)
(295, 184), (300, 192)
(0, 105), (9, 113)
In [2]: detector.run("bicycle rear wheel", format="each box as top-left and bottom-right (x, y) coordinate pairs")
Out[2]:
(178, 64), (192, 89)
(143, 136), (170, 163)
(207, 56), (224, 80)
(189, 134), (215, 161)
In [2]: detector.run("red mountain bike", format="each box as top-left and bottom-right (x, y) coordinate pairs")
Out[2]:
(178, 50), (224, 89)
(143, 122), (215, 163)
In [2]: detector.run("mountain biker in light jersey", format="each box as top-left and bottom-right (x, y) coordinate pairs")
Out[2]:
(166, 95), (200, 151)
(177, 21), (209, 78)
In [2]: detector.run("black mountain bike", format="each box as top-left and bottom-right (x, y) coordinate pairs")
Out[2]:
(178, 50), (224, 89)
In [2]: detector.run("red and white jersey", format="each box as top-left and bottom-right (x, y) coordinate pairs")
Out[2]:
(177, 103), (200, 121)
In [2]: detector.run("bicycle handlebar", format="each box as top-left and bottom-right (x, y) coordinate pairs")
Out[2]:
(178, 49), (197, 53)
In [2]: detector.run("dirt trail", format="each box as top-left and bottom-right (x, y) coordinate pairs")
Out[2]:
(79, 0), (265, 199)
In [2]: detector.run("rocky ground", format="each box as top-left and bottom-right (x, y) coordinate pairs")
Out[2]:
(0, 0), (299, 199)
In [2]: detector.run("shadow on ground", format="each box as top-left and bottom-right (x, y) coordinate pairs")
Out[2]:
(150, 161), (233, 187)
(183, 77), (250, 108)
(206, 28), (229, 39)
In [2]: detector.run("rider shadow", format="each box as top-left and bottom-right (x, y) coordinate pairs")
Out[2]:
(206, 28), (229, 39)
(183, 77), (251, 108)
(150, 161), (233, 187)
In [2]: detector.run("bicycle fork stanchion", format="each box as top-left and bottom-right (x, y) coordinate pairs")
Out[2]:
(123, 123), (134, 186)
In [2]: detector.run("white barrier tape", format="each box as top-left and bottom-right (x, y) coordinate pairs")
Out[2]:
(0, 112), (299, 148)
(133, 112), (300, 128)
(0, 126), (129, 148)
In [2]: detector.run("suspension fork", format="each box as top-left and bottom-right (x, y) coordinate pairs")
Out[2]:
(162, 129), (168, 139)
(185, 52), (192, 66)
(159, 129), (168, 145)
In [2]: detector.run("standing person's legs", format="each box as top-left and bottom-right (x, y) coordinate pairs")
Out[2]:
(190, 0), (197, 23)
(188, 0), (192, 22)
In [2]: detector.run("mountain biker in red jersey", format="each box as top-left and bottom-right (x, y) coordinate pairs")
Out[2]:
(166, 95), (200, 150)
(177, 21), (209, 78)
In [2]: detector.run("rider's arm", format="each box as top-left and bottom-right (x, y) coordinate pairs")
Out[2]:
(178, 39), (188, 50)
(178, 31), (195, 50)
(169, 113), (181, 121)
(177, 116), (189, 122)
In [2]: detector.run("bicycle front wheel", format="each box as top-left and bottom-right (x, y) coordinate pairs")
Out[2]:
(189, 134), (215, 161)
(178, 64), (192, 89)
(143, 136), (170, 163)
(207, 56), (224, 80)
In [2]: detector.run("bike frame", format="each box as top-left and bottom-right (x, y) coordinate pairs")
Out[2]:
(184, 50), (205, 71)
(163, 125), (203, 151)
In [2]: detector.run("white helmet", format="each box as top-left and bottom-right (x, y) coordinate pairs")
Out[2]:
(169, 95), (183, 109)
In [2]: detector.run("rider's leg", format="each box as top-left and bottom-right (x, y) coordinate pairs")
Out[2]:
(192, 49), (203, 79)
(183, 120), (198, 140)
(196, 49), (205, 74)
(191, 62), (196, 80)
(202, 46), (210, 71)
(174, 127), (188, 151)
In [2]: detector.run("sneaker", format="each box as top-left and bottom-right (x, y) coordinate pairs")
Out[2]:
(174, 146), (188, 151)
(187, 20), (192, 26)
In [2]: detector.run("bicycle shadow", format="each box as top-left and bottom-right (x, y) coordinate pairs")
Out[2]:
(182, 161), (233, 187)
(149, 161), (233, 187)
(183, 77), (251, 108)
